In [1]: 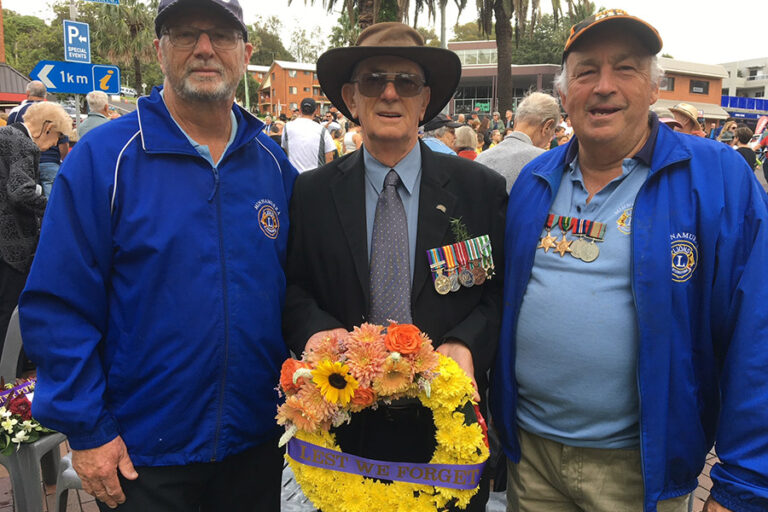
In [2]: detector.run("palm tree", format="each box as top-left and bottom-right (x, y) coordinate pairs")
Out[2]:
(91, 0), (157, 93)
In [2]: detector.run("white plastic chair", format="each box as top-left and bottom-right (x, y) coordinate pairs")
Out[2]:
(0, 307), (67, 512)
(54, 452), (82, 512)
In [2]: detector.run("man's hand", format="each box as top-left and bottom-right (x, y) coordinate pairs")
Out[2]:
(305, 328), (348, 354)
(72, 436), (138, 508)
(703, 496), (732, 512)
(436, 341), (480, 402)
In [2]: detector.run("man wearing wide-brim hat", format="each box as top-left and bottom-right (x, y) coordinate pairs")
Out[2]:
(283, 22), (507, 511)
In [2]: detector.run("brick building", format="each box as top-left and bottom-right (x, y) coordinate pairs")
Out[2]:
(256, 61), (330, 117)
(652, 57), (729, 122)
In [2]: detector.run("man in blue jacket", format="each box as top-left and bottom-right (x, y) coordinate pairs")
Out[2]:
(490, 9), (768, 512)
(18, 0), (298, 510)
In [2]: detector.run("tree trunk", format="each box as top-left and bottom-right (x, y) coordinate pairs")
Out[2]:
(439, 0), (447, 48)
(132, 55), (142, 94)
(494, 1), (515, 114)
(359, 0), (376, 29)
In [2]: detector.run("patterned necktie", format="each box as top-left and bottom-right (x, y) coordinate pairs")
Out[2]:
(369, 169), (413, 325)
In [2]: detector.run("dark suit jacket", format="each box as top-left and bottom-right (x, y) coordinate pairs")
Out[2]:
(283, 141), (507, 392)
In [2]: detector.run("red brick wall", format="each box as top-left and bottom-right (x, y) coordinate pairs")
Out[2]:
(659, 73), (722, 105)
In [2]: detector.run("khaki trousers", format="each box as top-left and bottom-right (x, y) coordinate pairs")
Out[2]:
(507, 428), (690, 512)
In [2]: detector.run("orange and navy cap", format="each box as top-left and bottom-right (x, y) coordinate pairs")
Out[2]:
(563, 9), (662, 62)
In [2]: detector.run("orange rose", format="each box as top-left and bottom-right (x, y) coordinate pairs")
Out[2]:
(349, 386), (376, 411)
(280, 359), (310, 394)
(384, 323), (422, 355)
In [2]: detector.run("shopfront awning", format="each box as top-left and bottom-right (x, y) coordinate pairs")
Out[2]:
(651, 99), (730, 120)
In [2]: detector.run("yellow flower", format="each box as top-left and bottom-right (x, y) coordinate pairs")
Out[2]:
(312, 360), (359, 405)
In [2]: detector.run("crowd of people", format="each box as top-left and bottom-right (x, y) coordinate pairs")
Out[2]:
(0, 1), (766, 512)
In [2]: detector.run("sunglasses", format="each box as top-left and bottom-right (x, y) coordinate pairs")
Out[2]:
(351, 72), (426, 97)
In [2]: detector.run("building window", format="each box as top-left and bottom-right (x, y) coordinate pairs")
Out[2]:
(289, 103), (297, 111)
(289, 86), (298, 94)
(272, 73), (275, 80)
(289, 70), (297, 78)
(689, 80), (709, 95)
(304, 87), (310, 92)
(304, 71), (310, 76)
(660, 76), (674, 91)
(756, 92), (764, 98)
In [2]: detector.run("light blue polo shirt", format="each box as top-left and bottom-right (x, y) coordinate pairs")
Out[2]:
(515, 124), (657, 449)
(363, 143), (422, 282)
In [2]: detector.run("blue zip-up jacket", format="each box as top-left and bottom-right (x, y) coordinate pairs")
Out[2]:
(490, 123), (768, 512)
(19, 87), (298, 466)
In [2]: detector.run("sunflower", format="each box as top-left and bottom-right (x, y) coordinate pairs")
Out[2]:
(312, 360), (359, 405)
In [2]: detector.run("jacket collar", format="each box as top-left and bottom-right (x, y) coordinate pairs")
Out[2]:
(531, 112), (693, 192)
(136, 86), (265, 158)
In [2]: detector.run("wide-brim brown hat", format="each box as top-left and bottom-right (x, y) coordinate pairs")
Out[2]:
(669, 102), (700, 127)
(316, 22), (461, 126)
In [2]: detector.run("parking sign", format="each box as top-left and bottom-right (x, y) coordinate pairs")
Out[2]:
(63, 20), (90, 64)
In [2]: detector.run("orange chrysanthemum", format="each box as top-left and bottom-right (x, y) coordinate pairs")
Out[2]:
(280, 359), (311, 394)
(276, 393), (321, 432)
(345, 337), (387, 387)
(348, 323), (385, 344)
(407, 337), (440, 376)
(305, 333), (342, 365)
(373, 355), (413, 396)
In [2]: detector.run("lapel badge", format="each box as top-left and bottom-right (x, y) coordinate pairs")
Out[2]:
(436, 204), (447, 213)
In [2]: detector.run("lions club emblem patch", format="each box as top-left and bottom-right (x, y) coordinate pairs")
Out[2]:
(255, 199), (280, 239)
(670, 233), (698, 283)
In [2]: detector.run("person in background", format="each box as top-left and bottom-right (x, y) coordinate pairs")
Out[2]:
(8, 80), (68, 198)
(734, 125), (756, 169)
(490, 111), (505, 132)
(549, 125), (565, 149)
(78, 91), (111, 138)
(669, 103), (705, 136)
(455, 125), (479, 160)
(505, 109), (514, 129)
(0, 102), (72, 351)
(422, 113), (461, 155)
(343, 122), (362, 153)
(332, 127), (344, 158)
(457, 113), (466, 124)
(492, 9), (768, 512)
(19, 0), (298, 510)
(717, 120), (737, 144)
(476, 91), (560, 192)
(282, 97), (335, 172)
(262, 114), (273, 134)
(488, 129), (502, 149)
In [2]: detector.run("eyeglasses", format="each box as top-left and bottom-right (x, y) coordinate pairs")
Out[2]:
(164, 27), (243, 50)
(350, 72), (425, 97)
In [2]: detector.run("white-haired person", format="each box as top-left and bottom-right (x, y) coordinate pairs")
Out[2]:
(0, 101), (72, 350)
(78, 90), (111, 138)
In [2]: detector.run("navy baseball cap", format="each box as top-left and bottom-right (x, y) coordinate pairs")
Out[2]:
(155, 0), (248, 41)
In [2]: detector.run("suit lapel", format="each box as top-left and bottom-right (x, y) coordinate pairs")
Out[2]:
(413, 143), (457, 302)
(331, 151), (370, 306)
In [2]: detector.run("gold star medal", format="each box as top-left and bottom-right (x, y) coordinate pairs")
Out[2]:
(554, 216), (574, 257)
(538, 214), (559, 253)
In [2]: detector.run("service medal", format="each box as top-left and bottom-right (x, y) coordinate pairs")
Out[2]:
(580, 241), (599, 262)
(459, 268), (475, 287)
(435, 272), (451, 295)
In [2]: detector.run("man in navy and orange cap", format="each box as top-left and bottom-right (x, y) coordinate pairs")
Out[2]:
(490, 9), (768, 512)
(19, 0), (297, 510)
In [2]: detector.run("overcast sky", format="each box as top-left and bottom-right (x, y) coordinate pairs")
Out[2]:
(2, 0), (764, 65)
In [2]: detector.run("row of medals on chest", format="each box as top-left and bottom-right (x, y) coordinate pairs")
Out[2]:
(428, 236), (495, 296)
(538, 214), (606, 263)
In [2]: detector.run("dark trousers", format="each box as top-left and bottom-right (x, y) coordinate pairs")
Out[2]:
(97, 438), (284, 512)
(0, 260), (28, 360)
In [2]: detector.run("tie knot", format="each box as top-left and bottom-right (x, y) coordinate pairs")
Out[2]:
(384, 169), (401, 188)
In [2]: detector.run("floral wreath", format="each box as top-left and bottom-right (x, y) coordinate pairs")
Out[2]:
(276, 323), (489, 511)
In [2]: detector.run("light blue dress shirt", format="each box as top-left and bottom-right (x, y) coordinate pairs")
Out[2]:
(363, 143), (422, 283)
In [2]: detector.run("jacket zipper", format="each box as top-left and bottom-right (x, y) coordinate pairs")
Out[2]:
(210, 165), (230, 461)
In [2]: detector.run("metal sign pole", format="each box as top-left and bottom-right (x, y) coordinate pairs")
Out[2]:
(70, 0), (81, 132)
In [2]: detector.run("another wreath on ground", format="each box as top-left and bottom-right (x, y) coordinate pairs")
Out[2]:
(276, 323), (489, 512)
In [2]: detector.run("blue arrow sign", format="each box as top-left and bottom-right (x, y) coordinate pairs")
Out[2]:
(63, 20), (90, 63)
(31, 61), (120, 95)
(83, 0), (119, 4)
